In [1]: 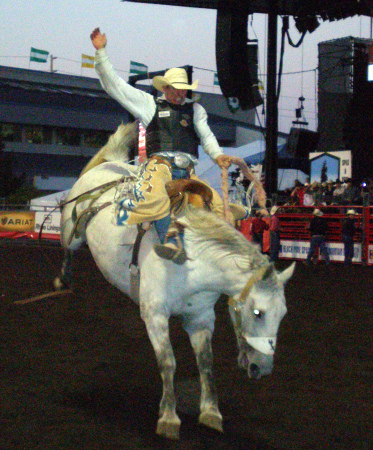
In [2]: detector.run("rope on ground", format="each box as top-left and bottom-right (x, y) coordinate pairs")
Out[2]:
(14, 289), (73, 305)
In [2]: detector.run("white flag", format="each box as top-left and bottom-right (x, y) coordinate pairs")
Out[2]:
(30, 47), (49, 63)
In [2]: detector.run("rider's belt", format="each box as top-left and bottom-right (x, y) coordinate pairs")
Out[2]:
(152, 153), (195, 171)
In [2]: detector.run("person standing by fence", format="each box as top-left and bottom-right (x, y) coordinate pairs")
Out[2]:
(304, 209), (330, 266)
(251, 210), (269, 252)
(269, 205), (281, 262)
(342, 209), (358, 265)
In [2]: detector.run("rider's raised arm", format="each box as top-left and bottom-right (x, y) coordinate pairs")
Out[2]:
(92, 29), (156, 127)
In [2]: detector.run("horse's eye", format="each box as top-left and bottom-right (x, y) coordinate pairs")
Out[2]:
(253, 309), (264, 319)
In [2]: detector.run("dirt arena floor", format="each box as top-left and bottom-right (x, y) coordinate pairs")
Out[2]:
(1, 240), (372, 450)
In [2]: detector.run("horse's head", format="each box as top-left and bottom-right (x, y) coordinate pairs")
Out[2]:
(229, 262), (295, 380)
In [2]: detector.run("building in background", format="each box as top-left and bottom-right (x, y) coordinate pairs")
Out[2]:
(1, 65), (272, 194)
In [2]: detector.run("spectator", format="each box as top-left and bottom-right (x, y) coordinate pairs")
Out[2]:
(269, 205), (281, 262)
(332, 179), (345, 204)
(324, 181), (335, 204)
(304, 208), (330, 266)
(290, 179), (305, 206)
(341, 209), (358, 265)
(251, 210), (269, 252)
(303, 183), (315, 206)
(340, 178), (361, 205)
(361, 179), (373, 203)
(310, 181), (322, 204)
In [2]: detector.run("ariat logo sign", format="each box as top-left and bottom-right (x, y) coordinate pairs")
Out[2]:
(0, 212), (35, 232)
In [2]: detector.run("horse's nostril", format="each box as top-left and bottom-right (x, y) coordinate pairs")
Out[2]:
(250, 363), (260, 376)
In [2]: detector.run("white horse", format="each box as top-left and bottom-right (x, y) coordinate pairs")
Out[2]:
(56, 125), (295, 440)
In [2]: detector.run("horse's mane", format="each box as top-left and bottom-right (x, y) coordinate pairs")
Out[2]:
(182, 206), (268, 271)
(80, 122), (137, 177)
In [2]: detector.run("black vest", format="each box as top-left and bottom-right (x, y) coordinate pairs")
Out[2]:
(145, 99), (199, 158)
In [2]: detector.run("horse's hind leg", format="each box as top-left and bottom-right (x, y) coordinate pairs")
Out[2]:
(144, 314), (181, 440)
(189, 329), (223, 433)
(54, 249), (74, 290)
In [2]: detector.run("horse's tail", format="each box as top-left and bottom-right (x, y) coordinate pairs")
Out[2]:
(80, 122), (137, 177)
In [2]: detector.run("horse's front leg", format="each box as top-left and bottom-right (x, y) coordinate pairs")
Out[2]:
(189, 329), (223, 433)
(144, 314), (181, 440)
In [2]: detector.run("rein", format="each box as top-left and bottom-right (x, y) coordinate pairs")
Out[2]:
(227, 264), (277, 357)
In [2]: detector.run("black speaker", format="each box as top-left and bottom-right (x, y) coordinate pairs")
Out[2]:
(287, 128), (320, 157)
(215, 6), (263, 111)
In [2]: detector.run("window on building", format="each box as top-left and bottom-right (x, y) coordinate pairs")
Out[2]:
(0, 123), (22, 142)
(84, 130), (110, 148)
(55, 127), (81, 146)
(24, 125), (52, 144)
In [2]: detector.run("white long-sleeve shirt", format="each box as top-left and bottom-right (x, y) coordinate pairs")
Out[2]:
(94, 48), (224, 162)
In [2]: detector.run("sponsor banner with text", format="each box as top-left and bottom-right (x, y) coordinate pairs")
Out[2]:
(0, 211), (35, 232)
(280, 240), (362, 263)
(34, 211), (61, 235)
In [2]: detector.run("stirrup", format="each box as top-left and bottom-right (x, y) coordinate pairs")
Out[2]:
(154, 244), (188, 265)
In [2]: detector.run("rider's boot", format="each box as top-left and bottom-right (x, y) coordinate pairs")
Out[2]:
(153, 215), (188, 265)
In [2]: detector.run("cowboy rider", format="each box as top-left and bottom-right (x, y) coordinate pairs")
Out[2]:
(90, 27), (232, 264)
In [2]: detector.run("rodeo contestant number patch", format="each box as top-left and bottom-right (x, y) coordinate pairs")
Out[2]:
(159, 111), (171, 118)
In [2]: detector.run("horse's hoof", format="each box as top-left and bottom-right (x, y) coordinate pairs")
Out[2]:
(53, 276), (71, 292)
(199, 411), (223, 433)
(156, 419), (180, 440)
(53, 277), (64, 291)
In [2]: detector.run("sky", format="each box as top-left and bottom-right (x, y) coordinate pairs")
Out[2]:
(2, 0), (373, 134)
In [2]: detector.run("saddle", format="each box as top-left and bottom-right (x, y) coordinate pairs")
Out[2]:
(166, 178), (213, 214)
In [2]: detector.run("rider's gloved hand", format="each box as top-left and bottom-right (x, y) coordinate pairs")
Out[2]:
(215, 155), (232, 169)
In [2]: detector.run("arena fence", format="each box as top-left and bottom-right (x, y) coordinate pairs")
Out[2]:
(240, 204), (373, 265)
(2, 203), (373, 264)
(0, 206), (61, 241)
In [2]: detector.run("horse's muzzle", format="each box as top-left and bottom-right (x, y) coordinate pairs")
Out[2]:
(247, 352), (274, 380)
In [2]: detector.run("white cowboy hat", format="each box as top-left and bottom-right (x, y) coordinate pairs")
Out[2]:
(313, 208), (323, 216)
(346, 209), (358, 215)
(270, 205), (279, 215)
(152, 68), (199, 91)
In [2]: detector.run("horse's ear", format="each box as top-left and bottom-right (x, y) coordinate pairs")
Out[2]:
(251, 263), (274, 284)
(278, 262), (296, 285)
(262, 263), (275, 280)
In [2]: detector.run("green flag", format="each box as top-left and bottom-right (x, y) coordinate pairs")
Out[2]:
(213, 73), (220, 86)
(30, 47), (49, 63)
(129, 60), (148, 75)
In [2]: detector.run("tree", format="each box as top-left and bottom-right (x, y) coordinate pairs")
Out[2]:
(321, 161), (328, 183)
